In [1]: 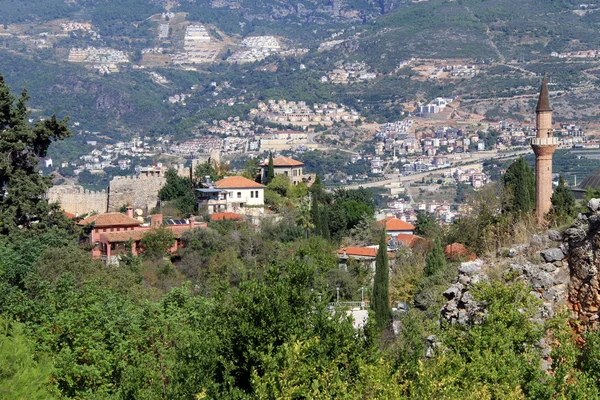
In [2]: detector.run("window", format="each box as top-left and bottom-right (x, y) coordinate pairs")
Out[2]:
(251, 191), (254, 198)
(237, 192), (241, 198)
(255, 190), (259, 198)
(229, 191), (233, 198)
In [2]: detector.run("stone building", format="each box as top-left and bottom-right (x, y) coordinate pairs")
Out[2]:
(260, 156), (304, 185)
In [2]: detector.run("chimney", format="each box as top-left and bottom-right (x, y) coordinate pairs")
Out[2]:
(126, 206), (133, 218)
(151, 214), (163, 227)
(188, 216), (195, 229)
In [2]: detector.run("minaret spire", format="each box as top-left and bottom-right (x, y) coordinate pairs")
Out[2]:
(536, 75), (552, 113)
(531, 75), (558, 225)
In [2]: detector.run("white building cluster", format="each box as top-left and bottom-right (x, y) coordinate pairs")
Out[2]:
(68, 47), (129, 64)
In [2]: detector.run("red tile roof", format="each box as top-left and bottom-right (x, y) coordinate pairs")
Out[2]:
(444, 243), (476, 261)
(337, 246), (378, 257)
(77, 213), (141, 227)
(261, 156), (304, 167)
(63, 211), (76, 219)
(211, 212), (244, 221)
(215, 176), (265, 189)
(379, 217), (415, 231)
(394, 233), (426, 248)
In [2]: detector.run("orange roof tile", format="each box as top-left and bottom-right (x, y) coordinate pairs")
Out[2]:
(100, 231), (146, 243)
(444, 243), (476, 261)
(379, 217), (415, 231)
(63, 211), (76, 219)
(337, 246), (378, 257)
(211, 212), (244, 221)
(78, 213), (141, 227)
(215, 176), (265, 189)
(261, 156), (304, 167)
(394, 233), (426, 248)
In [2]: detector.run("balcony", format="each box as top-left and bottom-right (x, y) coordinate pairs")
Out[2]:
(530, 137), (559, 146)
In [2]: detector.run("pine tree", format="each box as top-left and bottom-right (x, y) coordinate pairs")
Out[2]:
(424, 237), (446, 276)
(502, 157), (535, 213)
(266, 152), (275, 184)
(311, 193), (321, 235)
(0, 74), (71, 234)
(372, 232), (391, 330)
(551, 175), (575, 217)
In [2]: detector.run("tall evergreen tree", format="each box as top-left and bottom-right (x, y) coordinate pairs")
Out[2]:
(0, 74), (71, 234)
(551, 175), (576, 217)
(266, 152), (275, 184)
(311, 193), (321, 235)
(502, 157), (535, 213)
(424, 237), (446, 276)
(321, 205), (330, 239)
(372, 232), (391, 330)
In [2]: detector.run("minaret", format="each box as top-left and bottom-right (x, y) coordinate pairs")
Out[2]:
(531, 76), (558, 224)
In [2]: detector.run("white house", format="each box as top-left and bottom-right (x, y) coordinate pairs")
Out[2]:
(216, 176), (264, 211)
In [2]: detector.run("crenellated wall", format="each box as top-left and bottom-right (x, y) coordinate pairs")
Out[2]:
(47, 184), (108, 215)
(108, 175), (166, 212)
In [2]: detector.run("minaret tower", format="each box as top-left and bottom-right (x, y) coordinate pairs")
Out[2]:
(531, 76), (558, 224)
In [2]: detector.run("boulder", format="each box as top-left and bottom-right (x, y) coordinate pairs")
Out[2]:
(540, 247), (564, 263)
(547, 230), (562, 242)
(588, 198), (600, 212)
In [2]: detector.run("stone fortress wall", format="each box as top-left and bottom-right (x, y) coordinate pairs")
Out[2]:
(108, 175), (166, 212)
(47, 184), (108, 215)
(48, 165), (193, 216)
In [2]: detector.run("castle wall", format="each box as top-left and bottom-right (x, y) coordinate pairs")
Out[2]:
(108, 175), (167, 212)
(47, 184), (108, 216)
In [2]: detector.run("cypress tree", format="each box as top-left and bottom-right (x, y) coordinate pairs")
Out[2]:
(266, 152), (275, 184)
(551, 175), (575, 217)
(372, 232), (391, 330)
(424, 237), (446, 276)
(311, 193), (321, 235)
(321, 205), (330, 239)
(502, 157), (535, 213)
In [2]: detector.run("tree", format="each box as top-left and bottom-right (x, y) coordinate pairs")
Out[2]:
(0, 74), (72, 234)
(159, 169), (196, 215)
(311, 193), (321, 236)
(140, 226), (176, 260)
(321, 205), (330, 240)
(194, 161), (219, 184)
(502, 157), (535, 213)
(372, 232), (391, 330)
(551, 175), (575, 218)
(414, 212), (437, 238)
(424, 237), (445, 276)
(266, 152), (275, 184)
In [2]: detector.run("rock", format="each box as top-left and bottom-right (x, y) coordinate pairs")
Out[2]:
(529, 271), (556, 290)
(459, 275), (471, 285)
(459, 259), (484, 276)
(540, 263), (557, 273)
(548, 230), (563, 242)
(553, 260), (563, 268)
(530, 235), (550, 248)
(588, 198), (600, 212)
(443, 284), (462, 300)
(540, 247), (564, 263)
(564, 227), (587, 242)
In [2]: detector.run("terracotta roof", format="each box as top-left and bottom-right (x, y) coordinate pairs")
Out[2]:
(63, 211), (76, 219)
(100, 231), (145, 243)
(394, 233), (426, 248)
(444, 243), (476, 261)
(211, 212), (244, 221)
(379, 217), (415, 231)
(99, 224), (201, 243)
(77, 213), (141, 227)
(536, 76), (552, 112)
(215, 176), (265, 189)
(337, 246), (378, 258)
(261, 156), (304, 167)
(336, 246), (395, 259)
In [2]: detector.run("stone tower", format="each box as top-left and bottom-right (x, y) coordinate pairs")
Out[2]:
(531, 76), (558, 224)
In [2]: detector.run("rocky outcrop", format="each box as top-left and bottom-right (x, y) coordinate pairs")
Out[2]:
(442, 198), (600, 334)
(564, 201), (600, 332)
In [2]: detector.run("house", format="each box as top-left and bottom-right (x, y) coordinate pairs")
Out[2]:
(336, 246), (393, 272)
(197, 176), (265, 214)
(379, 216), (415, 238)
(78, 207), (204, 264)
(260, 156), (304, 185)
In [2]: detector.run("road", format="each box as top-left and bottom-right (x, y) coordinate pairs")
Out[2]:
(342, 149), (532, 190)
